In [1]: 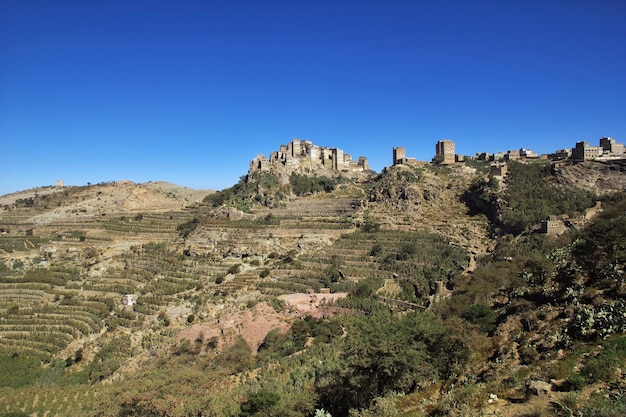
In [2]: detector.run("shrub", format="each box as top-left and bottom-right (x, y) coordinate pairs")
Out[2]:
(290, 173), (338, 196)
(215, 336), (253, 374)
(580, 390), (626, 416)
(465, 160), (595, 233)
(461, 303), (497, 333)
(2, 412), (30, 417)
(176, 218), (200, 238)
(370, 243), (383, 257)
(361, 218), (380, 233)
(173, 339), (196, 356)
(241, 389), (280, 416)
(563, 372), (585, 391)
(582, 335), (626, 383)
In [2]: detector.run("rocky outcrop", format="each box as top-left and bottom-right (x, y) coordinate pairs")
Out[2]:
(526, 380), (552, 396)
(552, 160), (626, 194)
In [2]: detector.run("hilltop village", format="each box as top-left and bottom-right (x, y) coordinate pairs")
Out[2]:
(423, 136), (624, 165)
(249, 136), (625, 178)
(249, 138), (370, 177)
(245, 136), (624, 238)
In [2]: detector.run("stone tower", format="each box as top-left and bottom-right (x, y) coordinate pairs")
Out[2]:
(435, 140), (456, 164)
(393, 147), (406, 166)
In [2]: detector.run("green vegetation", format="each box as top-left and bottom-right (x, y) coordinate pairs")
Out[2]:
(349, 229), (468, 299)
(203, 172), (286, 211)
(461, 302), (497, 333)
(176, 217), (200, 238)
(204, 172), (346, 211)
(289, 173), (341, 196)
(467, 160), (595, 233)
(0, 352), (65, 388)
(0, 235), (48, 253)
(316, 311), (479, 415)
(464, 158), (491, 174)
(502, 161), (594, 231)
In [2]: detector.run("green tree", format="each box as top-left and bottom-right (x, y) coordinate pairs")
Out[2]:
(326, 255), (343, 283)
(574, 215), (626, 280)
(461, 303), (496, 333)
(240, 389), (280, 416)
(317, 311), (436, 415)
(215, 337), (253, 374)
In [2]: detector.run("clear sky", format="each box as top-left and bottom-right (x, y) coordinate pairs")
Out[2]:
(1, 0), (624, 195)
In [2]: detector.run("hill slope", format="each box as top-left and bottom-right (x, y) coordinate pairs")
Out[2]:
(0, 160), (625, 417)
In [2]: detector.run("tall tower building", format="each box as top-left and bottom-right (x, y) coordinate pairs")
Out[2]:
(600, 137), (625, 156)
(393, 147), (406, 166)
(435, 140), (456, 164)
(291, 138), (301, 157)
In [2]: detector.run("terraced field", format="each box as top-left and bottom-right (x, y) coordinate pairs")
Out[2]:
(0, 174), (480, 416)
(0, 385), (97, 417)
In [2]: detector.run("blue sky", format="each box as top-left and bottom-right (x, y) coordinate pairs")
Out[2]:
(1, 0), (624, 195)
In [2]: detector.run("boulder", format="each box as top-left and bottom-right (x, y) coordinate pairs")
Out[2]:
(526, 380), (552, 396)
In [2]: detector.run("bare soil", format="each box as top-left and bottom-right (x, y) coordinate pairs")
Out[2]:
(176, 302), (291, 354)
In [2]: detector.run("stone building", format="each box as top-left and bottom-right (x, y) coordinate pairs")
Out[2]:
(393, 147), (406, 166)
(490, 152), (506, 161)
(520, 148), (538, 158)
(584, 201), (603, 219)
(476, 152), (490, 161)
(572, 141), (602, 161)
(490, 162), (508, 177)
(549, 148), (572, 161)
(249, 138), (369, 176)
(600, 137), (625, 157)
(435, 140), (456, 164)
(567, 137), (625, 162)
(504, 150), (520, 161)
(392, 146), (420, 166)
(541, 215), (567, 235)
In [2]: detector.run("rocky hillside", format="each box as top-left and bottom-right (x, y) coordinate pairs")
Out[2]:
(0, 180), (212, 217)
(551, 159), (626, 193)
(366, 163), (492, 268)
(0, 159), (625, 417)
